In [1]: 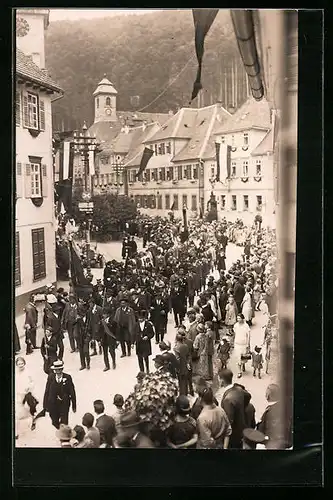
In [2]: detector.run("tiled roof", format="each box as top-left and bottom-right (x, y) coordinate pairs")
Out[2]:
(124, 123), (161, 167)
(146, 108), (197, 142)
(214, 97), (271, 134)
(173, 105), (231, 162)
(93, 76), (118, 95)
(16, 48), (63, 93)
(117, 111), (170, 127)
(112, 131), (134, 153)
(251, 129), (273, 156)
(88, 121), (123, 145)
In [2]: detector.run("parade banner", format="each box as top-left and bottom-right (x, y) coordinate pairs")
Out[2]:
(135, 147), (154, 178)
(191, 9), (219, 101)
(69, 240), (93, 299)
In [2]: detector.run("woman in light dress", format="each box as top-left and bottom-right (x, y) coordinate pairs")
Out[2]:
(241, 286), (254, 326)
(233, 314), (251, 379)
(15, 357), (35, 440)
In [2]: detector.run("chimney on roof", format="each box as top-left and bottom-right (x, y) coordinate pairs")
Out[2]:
(124, 125), (129, 134)
(142, 122), (147, 132)
(168, 110), (174, 116)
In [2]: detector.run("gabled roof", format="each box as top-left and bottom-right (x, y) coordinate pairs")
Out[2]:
(145, 108), (197, 142)
(16, 48), (63, 93)
(124, 123), (162, 167)
(118, 111), (170, 127)
(172, 105), (231, 162)
(251, 129), (273, 156)
(214, 97), (271, 134)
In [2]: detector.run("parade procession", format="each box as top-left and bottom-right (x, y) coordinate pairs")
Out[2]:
(14, 8), (297, 450)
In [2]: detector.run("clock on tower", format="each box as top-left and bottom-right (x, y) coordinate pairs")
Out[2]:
(16, 17), (30, 37)
(105, 109), (111, 116)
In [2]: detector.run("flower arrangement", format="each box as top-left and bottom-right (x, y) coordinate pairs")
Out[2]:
(124, 371), (178, 431)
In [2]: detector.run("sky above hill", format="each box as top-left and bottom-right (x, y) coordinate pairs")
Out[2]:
(49, 9), (161, 22)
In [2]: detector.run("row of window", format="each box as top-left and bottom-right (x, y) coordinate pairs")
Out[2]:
(129, 194), (263, 212)
(146, 142), (172, 156)
(129, 164), (200, 184)
(210, 159), (262, 179)
(131, 194), (197, 211)
(96, 96), (115, 109)
(219, 132), (249, 148)
(220, 194), (263, 211)
(15, 228), (46, 287)
(16, 90), (46, 131)
(16, 162), (48, 199)
(93, 173), (125, 187)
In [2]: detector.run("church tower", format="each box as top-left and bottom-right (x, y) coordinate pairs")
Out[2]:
(93, 74), (118, 123)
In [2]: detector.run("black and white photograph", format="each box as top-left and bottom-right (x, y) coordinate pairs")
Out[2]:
(14, 8), (298, 452)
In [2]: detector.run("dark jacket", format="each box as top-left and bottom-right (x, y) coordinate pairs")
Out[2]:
(221, 384), (247, 448)
(100, 317), (118, 348)
(150, 296), (169, 328)
(201, 304), (214, 322)
(174, 342), (190, 376)
(62, 303), (78, 326)
(190, 396), (219, 420)
(40, 335), (61, 362)
(233, 282), (245, 304)
(135, 320), (155, 357)
(24, 302), (38, 329)
(88, 305), (103, 338)
(75, 316), (91, 346)
(257, 402), (287, 448)
(96, 414), (117, 446)
(43, 372), (76, 413)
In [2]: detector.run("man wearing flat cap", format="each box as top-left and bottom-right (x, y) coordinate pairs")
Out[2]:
(43, 360), (77, 429)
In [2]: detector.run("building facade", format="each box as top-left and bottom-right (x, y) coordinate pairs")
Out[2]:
(15, 9), (63, 314)
(212, 97), (275, 227)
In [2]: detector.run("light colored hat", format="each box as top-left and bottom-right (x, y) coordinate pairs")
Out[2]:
(47, 294), (57, 304)
(51, 360), (64, 370)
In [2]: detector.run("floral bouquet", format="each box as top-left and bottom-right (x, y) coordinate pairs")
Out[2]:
(124, 371), (178, 431)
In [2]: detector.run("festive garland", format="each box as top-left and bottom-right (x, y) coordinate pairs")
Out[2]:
(125, 371), (178, 431)
(231, 146), (237, 152)
(240, 177), (249, 183)
(242, 146), (249, 151)
(253, 176), (262, 182)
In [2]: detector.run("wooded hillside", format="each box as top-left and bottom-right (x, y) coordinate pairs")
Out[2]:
(45, 9), (249, 131)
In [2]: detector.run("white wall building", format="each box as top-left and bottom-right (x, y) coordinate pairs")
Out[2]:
(15, 9), (63, 314)
(212, 97), (275, 227)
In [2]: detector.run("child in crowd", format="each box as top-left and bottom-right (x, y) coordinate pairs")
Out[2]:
(252, 345), (263, 378)
(217, 337), (231, 370)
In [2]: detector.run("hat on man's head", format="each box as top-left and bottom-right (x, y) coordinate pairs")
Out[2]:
(159, 340), (171, 351)
(51, 360), (64, 370)
(187, 308), (196, 315)
(56, 424), (76, 441)
(176, 395), (191, 413)
(120, 411), (141, 428)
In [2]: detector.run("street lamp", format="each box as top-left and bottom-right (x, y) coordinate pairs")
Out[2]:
(113, 155), (124, 195)
(73, 122), (99, 273)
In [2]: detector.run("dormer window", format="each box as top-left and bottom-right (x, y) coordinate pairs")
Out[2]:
(106, 97), (111, 106)
(166, 142), (171, 154)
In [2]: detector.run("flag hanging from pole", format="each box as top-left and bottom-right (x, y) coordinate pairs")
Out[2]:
(226, 145), (231, 179)
(69, 240), (93, 299)
(135, 147), (154, 178)
(62, 141), (71, 180)
(88, 150), (95, 176)
(170, 201), (175, 211)
(191, 9), (219, 102)
(215, 140), (221, 182)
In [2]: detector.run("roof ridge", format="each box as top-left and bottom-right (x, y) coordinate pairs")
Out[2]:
(198, 105), (218, 160)
(172, 108), (185, 137)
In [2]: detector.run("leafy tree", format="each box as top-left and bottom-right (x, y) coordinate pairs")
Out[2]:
(91, 193), (137, 242)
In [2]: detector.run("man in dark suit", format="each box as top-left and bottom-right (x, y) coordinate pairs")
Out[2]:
(43, 301), (64, 360)
(219, 368), (247, 449)
(233, 278), (245, 313)
(150, 291), (169, 344)
(40, 328), (63, 374)
(24, 294), (38, 349)
(174, 334), (190, 396)
(43, 360), (76, 429)
(88, 298), (103, 356)
(94, 399), (117, 447)
(100, 313), (118, 371)
(61, 294), (78, 353)
(170, 281), (186, 328)
(134, 310), (155, 373)
(75, 304), (91, 371)
(179, 329), (194, 396)
(257, 383), (288, 449)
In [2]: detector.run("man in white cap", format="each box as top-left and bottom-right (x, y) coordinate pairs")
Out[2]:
(43, 360), (77, 429)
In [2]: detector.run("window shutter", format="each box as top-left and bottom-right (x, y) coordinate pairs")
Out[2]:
(16, 162), (23, 198)
(25, 163), (32, 198)
(23, 94), (29, 128)
(16, 91), (21, 126)
(39, 100), (45, 131)
(42, 164), (48, 197)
